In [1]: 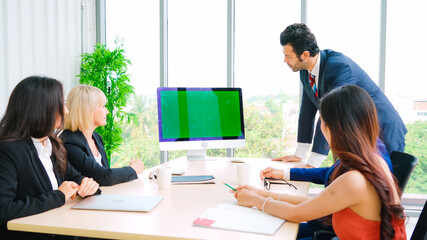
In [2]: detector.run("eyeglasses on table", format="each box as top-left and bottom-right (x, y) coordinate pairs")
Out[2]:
(263, 177), (297, 190)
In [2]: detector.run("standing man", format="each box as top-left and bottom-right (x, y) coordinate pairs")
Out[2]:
(275, 23), (407, 168)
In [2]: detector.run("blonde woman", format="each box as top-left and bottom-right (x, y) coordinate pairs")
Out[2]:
(62, 85), (144, 186)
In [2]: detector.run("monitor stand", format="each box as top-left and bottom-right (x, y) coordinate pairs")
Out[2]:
(187, 149), (207, 161)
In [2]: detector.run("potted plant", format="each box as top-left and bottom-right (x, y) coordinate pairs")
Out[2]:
(78, 40), (135, 165)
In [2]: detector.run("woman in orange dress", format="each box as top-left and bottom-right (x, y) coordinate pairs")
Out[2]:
(232, 85), (406, 240)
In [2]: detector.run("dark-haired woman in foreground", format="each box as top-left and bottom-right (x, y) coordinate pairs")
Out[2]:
(232, 85), (406, 239)
(0, 76), (100, 239)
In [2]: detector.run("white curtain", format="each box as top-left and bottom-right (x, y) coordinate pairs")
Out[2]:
(0, 0), (97, 115)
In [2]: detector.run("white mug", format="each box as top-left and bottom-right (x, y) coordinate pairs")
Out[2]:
(155, 167), (172, 190)
(236, 163), (251, 185)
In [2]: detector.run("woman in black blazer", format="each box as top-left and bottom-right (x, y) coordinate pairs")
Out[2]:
(62, 85), (144, 186)
(0, 76), (100, 240)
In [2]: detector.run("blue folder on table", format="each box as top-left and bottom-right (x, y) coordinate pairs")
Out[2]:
(172, 175), (215, 184)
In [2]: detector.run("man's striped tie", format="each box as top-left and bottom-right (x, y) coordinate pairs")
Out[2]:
(309, 73), (318, 99)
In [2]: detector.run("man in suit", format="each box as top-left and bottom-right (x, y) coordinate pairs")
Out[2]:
(275, 23), (407, 168)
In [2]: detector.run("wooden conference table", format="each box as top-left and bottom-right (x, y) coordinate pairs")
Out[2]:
(8, 157), (310, 240)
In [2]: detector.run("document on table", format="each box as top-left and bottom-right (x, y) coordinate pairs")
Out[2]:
(193, 201), (285, 235)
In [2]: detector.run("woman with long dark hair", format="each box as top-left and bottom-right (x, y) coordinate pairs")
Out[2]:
(0, 76), (100, 239)
(232, 85), (406, 239)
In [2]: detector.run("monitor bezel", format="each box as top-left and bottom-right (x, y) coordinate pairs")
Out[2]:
(157, 87), (245, 143)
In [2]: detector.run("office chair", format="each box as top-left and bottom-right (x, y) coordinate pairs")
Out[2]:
(411, 200), (427, 240)
(390, 151), (418, 193)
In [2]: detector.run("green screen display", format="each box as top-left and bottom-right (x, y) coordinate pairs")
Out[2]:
(159, 88), (244, 140)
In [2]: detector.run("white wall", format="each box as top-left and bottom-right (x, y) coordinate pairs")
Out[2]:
(0, 0), (97, 116)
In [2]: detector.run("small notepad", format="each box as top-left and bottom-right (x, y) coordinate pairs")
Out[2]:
(193, 201), (285, 235)
(172, 175), (215, 184)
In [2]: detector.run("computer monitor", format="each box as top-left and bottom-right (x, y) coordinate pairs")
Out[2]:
(157, 87), (245, 160)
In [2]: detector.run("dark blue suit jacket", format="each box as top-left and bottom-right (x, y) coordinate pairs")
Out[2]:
(298, 49), (407, 155)
(290, 139), (392, 187)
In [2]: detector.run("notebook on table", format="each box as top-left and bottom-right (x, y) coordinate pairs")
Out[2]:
(171, 175), (215, 184)
(72, 194), (163, 212)
(193, 201), (285, 235)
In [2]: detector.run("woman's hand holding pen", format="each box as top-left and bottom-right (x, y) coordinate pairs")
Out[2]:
(231, 185), (265, 207)
(233, 187), (261, 208)
(229, 184), (260, 195)
(234, 184), (258, 193)
(236, 184), (271, 196)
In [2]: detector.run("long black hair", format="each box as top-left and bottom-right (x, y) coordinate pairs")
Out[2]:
(320, 85), (405, 240)
(0, 76), (67, 175)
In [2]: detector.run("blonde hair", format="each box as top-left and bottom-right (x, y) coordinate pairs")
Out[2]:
(65, 85), (107, 132)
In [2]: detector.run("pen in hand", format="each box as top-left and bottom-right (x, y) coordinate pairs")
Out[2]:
(223, 182), (236, 191)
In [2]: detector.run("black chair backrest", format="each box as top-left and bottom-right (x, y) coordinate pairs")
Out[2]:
(390, 151), (418, 192)
(411, 200), (427, 240)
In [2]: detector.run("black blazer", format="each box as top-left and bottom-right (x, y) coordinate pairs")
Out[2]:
(61, 130), (138, 186)
(0, 139), (85, 238)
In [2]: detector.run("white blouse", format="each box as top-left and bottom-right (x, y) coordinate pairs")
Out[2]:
(94, 151), (103, 166)
(31, 137), (59, 190)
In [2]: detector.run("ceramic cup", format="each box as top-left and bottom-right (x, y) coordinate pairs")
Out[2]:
(236, 163), (251, 185)
(155, 167), (172, 190)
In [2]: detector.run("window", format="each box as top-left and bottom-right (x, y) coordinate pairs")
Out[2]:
(234, 0), (300, 158)
(386, 0), (427, 194)
(104, 2), (426, 199)
(106, 0), (160, 168)
(307, 0), (381, 84)
(168, 0), (227, 88)
(167, 0), (228, 158)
